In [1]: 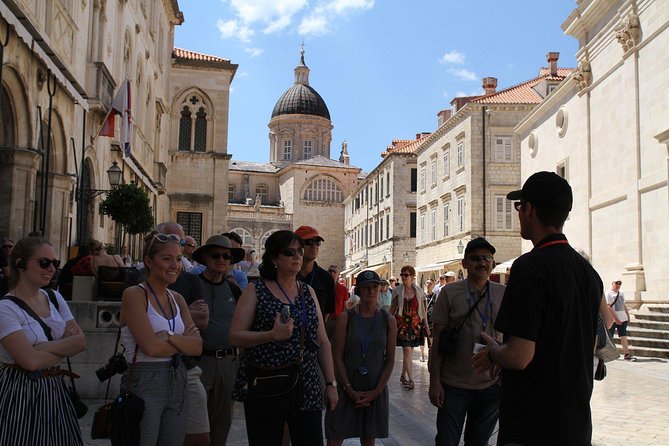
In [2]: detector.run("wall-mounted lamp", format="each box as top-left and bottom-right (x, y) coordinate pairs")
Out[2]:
(382, 255), (387, 264)
(457, 240), (464, 254)
(402, 252), (410, 263)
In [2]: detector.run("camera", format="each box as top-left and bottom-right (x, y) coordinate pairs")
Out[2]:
(95, 353), (129, 382)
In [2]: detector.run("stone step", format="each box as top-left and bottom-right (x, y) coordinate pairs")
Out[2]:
(613, 336), (669, 350)
(625, 326), (669, 340)
(631, 312), (669, 322)
(641, 304), (669, 314)
(625, 345), (669, 359)
(630, 319), (669, 331)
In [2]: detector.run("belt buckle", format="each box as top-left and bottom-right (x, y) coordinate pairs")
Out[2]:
(215, 350), (224, 359)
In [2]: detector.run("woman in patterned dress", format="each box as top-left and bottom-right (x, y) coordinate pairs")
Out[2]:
(390, 265), (429, 390)
(230, 230), (338, 445)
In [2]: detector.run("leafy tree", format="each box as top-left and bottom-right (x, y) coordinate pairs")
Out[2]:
(99, 183), (154, 234)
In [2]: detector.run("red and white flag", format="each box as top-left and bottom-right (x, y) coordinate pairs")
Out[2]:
(97, 79), (132, 157)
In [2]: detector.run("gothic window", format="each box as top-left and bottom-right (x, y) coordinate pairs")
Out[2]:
(304, 177), (343, 203)
(194, 107), (207, 152)
(0, 86), (15, 147)
(255, 184), (268, 204)
(178, 106), (192, 151)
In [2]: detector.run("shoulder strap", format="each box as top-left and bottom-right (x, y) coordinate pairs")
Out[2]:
(609, 292), (620, 308)
(45, 288), (59, 311)
(455, 289), (487, 333)
(2, 294), (54, 341)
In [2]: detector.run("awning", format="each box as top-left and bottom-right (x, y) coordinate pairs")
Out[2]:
(493, 257), (517, 274)
(124, 156), (159, 196)
(341, 265), (363, 278)
(415, 257), (461, 272)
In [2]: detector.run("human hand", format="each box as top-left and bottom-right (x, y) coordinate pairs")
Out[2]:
(428, 380), (444, 408)
(355, 390), (377, 407)
(184, 324), (200, 337)
(472, 332), (499, 375)
(155, 330), (169, 341)
(62, 323), (82, 338)
(271, 312), (294, 341)
(188, 299), (208, 313)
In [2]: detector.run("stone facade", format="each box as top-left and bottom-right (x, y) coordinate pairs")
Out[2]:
(517, 0), (669, 303)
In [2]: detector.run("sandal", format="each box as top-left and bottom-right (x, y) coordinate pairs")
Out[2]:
(405, 380), (415, 390)
(400, 374), (407, 384)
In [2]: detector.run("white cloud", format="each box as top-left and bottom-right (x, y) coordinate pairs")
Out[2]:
(440, 50), (465, 65)
(216, 19), (254, 42)
(454, 88), (482, 97)
(244, 48), (264, 57)
(230, 0), (307, 24)
(298, 14), (331, 36)
(449, 68), (478, 81)
(324, 0), (375, 15)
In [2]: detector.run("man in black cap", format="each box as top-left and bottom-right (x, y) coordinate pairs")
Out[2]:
(429, 237), (505, 446)
(473, 171), (603, 446)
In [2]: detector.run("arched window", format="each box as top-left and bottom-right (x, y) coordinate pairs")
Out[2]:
(231, 228), (253, 248)
(178, 106), (192, 151)
(304, 177), (343, 203)
(194, 107), (207, 152)
(259, 230), (275, 254)
(0, 86), (15, 147)
(256, 184), (268, 204)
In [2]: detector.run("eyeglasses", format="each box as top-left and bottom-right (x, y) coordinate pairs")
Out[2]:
(614, 281), (622, 285)
(400, 273), (411, 277)
(467, 254), (494, 263)
(514, 201), (526, 211)
(2, 245), (12, 249)
(304, 239), (321, 246)
(36, 258), (60, 269)
(389, 279), (396, 282)
(210, 252), (233, 261)
(279, 247), (304, 257)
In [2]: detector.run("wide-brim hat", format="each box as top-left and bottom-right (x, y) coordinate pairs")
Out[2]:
(506, 171), (573, 212)
(294, 225), (325, 242)
(192, 235), (245, 264)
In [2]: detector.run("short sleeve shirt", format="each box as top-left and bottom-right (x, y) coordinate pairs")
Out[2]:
(0, 289), (74, 363)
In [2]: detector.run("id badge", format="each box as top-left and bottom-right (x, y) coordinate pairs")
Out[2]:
(357, 366), (368, 376)
(472, 343), (486, 354)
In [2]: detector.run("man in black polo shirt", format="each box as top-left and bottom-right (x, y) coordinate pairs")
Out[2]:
(473, 172), (603, 446)
(294, 226), (335, 319)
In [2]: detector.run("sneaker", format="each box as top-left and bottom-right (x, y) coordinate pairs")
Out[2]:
(624, 353), (637, 362)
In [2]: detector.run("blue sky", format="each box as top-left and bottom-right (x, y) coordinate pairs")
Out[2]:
(174, 1), (579, 172)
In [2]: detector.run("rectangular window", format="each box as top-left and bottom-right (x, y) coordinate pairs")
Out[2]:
(430, 208), (437, 241)
(457, 141), (465, 168)
(176, 211), (203, 245)
(410, 212), (417, 238)
(457, 197), (465, 232)
(419, 213), (426, 244)
(228, 185), (235, 202)
(379, 177), (384, 201)
(410, 168), (417, 192)
(495, 195), (513, 230)
(386, 214), (390, 238)
(430, 161), (437, 185)
(380, 214), (384, 240)
(386, 172), (390, 196)
(283, 140), (292, 160)
(443, 202), (450, 236)
(419, 167), (426, 192)
(304, 140), (312, 159)
(443, 150), (450, 178)
(494, 136), (513, 162)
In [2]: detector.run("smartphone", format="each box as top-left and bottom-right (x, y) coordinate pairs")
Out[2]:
(280, 304), (292, 323)
(473, 343), (486, 354)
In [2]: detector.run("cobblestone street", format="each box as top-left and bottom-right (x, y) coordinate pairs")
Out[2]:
(80, 350), (669, 445)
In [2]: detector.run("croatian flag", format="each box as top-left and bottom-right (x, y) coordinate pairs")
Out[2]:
(98, 79), (132, 157)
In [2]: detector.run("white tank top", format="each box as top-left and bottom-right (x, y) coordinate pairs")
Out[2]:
(120, 285), (185, 363)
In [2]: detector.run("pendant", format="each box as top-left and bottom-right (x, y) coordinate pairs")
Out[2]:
(357, 366), (368, 376)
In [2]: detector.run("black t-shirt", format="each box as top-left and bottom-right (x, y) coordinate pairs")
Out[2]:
(297, 262), (335, 316)
(0, 249), (7, 296)
(494, 234), (602, 446)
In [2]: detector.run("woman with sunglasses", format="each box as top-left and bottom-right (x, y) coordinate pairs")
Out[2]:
(389, 265), (429, 390)
(191, 235), (245, 445)
(231, 230), (338, 445)
(120, 231), (202, 446)
(0, 236), (86, 445)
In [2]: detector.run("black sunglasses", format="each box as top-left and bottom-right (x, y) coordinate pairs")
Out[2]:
(467, 254), (494, 263)
(304, 239), (321, 246)
(210, 252), (233, 260)
(279, 247), (304, 257)
(513, 201), (526, 211)
(37, 258), (61, 269)
(2, 245), (12, 249)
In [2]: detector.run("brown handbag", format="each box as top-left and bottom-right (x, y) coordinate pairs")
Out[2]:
(90, 402), (114, 439)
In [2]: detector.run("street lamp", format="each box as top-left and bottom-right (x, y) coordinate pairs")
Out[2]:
(457, 240), (464, 254)
(403, 252), (410, 263)
(382, 255), (387, 264)
(81, 161), (123, 199)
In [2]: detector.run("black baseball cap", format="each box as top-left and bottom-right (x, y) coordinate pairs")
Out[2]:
(355, 270), (381, 287)
(464, 237), (496, 257)
(507, 171), (573, 212)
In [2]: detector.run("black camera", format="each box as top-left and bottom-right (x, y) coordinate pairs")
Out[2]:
(95, 353), (129, 382)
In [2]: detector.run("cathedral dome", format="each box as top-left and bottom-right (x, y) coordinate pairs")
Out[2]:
(271, 84), (330, 119)
(270, 49), (330, 120)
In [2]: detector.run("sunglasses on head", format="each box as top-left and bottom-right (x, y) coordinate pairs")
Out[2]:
(304, 239), (321, 246)
(37, 258), (60, 269)
(279, 247), (304, 257)
(147, 233), (181, 253)
(467, 254), (494, 263)
(210, 252), (233, 261)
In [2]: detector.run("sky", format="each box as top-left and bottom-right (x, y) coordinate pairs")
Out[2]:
(174, 1), (580, 172)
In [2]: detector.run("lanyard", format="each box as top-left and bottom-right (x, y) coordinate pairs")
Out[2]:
(359, 310), (380, 359)
(146, 281), (175, 332)
(276, 280), (308, 327)
(536, 239), (569, 249)
(465, 281), (493, 332)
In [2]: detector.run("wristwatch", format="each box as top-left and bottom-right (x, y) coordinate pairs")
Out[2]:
(325, 381), (336, 388)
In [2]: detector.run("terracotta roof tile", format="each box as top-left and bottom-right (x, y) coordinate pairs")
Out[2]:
(382, 134), (431, 157)
(173, 47), (231, 64)
(472, 67), (574, 104)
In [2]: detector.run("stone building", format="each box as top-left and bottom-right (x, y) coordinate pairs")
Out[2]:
(226, 50), (361, 267)
(414, 58), (572, 285)
(342, 134), (430, 283)
(516, 0), (669, 303)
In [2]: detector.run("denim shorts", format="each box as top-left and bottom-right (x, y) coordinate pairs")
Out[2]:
(609, 320), (628, 337)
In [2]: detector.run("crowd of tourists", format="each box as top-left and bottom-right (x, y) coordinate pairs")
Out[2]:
(0, 172), (634, 445)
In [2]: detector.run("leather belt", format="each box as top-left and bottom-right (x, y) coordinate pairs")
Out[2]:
(2, 363), (79, 380)
(202, 348), (237, 359)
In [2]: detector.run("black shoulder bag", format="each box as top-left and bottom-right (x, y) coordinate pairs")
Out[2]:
(2, 289), (88, 418)
(438, 289), (487, 356)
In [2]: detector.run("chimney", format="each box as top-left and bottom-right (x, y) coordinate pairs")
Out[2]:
(482, 77), (497, 95)
(437, 109), (452, 127)
(546, 52), (559, 76)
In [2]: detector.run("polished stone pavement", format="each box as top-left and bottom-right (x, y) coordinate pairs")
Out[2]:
(80, 350), (669, 445)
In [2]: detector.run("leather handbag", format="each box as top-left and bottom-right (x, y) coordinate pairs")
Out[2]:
(90, 402), (114, 439)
